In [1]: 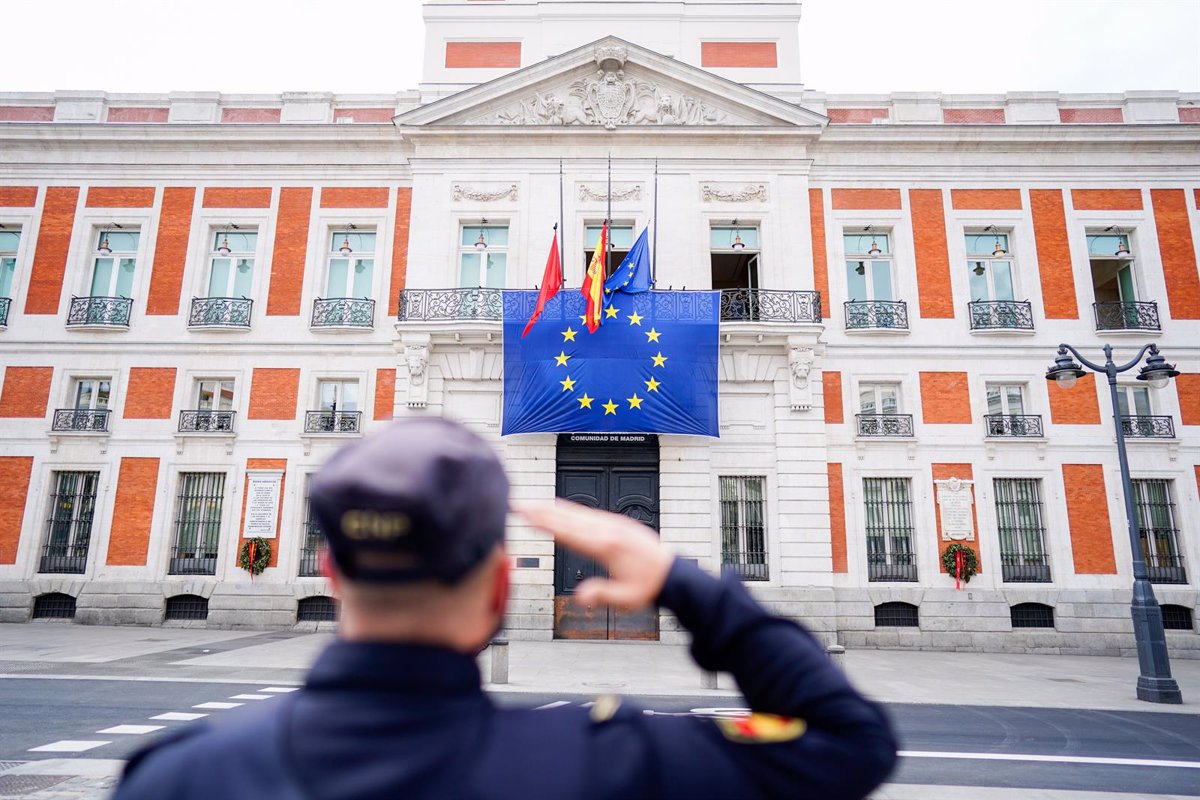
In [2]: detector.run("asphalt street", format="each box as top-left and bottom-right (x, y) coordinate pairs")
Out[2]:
(2, 677), (1198, 796)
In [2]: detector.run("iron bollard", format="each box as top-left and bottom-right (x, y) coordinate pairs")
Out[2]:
(491, 637), (509, 684)
(701, 670), (718, 689)
(825, 644), (846, 669)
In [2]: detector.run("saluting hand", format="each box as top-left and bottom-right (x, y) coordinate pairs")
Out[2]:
(517, 500), (674, 611)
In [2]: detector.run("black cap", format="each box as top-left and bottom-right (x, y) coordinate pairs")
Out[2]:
(309, 418), (509, 584)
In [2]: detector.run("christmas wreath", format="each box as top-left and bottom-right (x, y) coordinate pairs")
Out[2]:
(238, 537), (272, 576)
(941, 543), (978, 585)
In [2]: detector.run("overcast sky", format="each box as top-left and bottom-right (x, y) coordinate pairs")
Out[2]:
(3, 0), (1197, 95)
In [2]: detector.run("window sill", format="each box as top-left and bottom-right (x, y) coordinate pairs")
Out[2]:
(65, 322), (131, 333)
(1093, 327), (1162, 337)
(309, 324), (376, 333)
(968, 327), (1036, 336)
(187, 324), (253, 333)
(48, 430), (110, 454)
(174, 431), (236, 455)
(843, 326), (911, 336)
(854, 438), (918, 461)
(300, 430), (364, 455)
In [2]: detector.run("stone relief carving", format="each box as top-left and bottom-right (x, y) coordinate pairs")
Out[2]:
(787, 346), (815, 411)
(452, 184), (518, 202)
(578, 183), (643, 202)
(701, 183), (769, 203)
(402, 338), (431, 409)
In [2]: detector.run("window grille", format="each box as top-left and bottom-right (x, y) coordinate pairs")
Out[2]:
(164, 594), (209, 620)
(1160, 605), (1194, 632)
(874, 601), (919, 627)
(994, 478), (1050, 583)
(40, 471), (99, 574)
(299, 478), (325, 577)
(170, 473), (225, 575)
(864, 478), (917, 581)
(32, 593), (77, 619)
(1131, 479), (1187, 584)
(719, 476), (768, 581)
(1011, 603), (1055, 629)
(297, 596), (338, 622)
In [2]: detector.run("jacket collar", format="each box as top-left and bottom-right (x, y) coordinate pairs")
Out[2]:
(306, 640), (484, 695)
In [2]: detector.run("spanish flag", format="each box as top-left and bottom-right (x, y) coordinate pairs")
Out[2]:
(581, 222), (607, 333)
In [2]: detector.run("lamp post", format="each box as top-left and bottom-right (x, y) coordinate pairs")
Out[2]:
(1045, 342), (1182, 704)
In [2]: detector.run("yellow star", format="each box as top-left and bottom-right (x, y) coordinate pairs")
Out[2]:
(554, 351), (571, 367)
(602, 399), (619, 415)
(651, 352), (668, 367)
(562, 327), (577, 342)
(628, 311), (644, 326)
(560, 376), (576, 392)
(578, 394), (594, 409)
(646, 328), (661, 343)
(605, 305), (620, 319)
(645, 377), (661, 392)
(627, 393), (644, 410)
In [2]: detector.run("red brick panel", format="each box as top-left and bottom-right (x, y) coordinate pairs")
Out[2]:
(919, 372), (972, 424)
(0, 456), (34, 564)
(1048, 372), (1101, 425)
(1181, 108), (1200, 123)
(202, 187), (273, 208)
(238, 458), (287, 568)
(700, 42), (778, 68)
(248, 368), (300, 420)
(1062, 464), (1117, 574)
(1178, 374), (1200, 425)
(1070, 189), (1143, 211)
(145, 187), (196, 315)
(809, 188), (829, 319)
(389, 188), (413, 316)
(0, 187), (38, 207)
(932, 464), (981, 572)
(0, 106), (54, 122)
(910, 189), (955, 319)
(24, 186), (80, 315)
(106, 458), (160, 566)
(0, 367), (53, 418)
(830, 188), (902, 210)
(374, 368), (396, 421)
(1059, 108), (1123, 124)
(950, 189), (1023, 210)
(85, 187), (156, 208)
(123, 368), (176, 419)
(827, 463), (847, 573)
(221, 108), (282, 123)
(822, 371), (843, 424)
(266, 188), (312, 316)
(943, 108), (1005, 124)
(827, 108), (889, 124)
(1151, 189), (1200, 320)
(320, 187), (390, 208)
(445, 42), (521, 69)
(1029, 189), (1079, 319)
(106, 107), (169, 123)
(333, 108), (395, 123)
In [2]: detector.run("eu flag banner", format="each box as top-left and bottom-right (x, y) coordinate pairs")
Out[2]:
(502, 290), (720, 437)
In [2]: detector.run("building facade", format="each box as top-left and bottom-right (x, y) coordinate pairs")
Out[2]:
(1, 0), (1199, 655)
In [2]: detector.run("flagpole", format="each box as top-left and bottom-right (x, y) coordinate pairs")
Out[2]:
(559, 159), (565, 286)
(652, 158), (659, 288)
(606, 152), (612, 278)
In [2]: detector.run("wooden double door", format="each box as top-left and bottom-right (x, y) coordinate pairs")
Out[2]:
(553, 435), (660, 640)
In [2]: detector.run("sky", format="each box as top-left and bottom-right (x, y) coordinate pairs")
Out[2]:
(1, 0), (1196, 95)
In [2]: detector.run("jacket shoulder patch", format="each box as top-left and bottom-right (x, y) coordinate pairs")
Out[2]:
(715, 713), (806, 744)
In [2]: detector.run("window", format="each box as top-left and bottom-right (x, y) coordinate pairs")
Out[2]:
(0, 228), (19, 298)
(586, 224), (634, 278)
(844, 231), (894, 302)
(1161, 605), (1194, 632)
(460, 224), (508, 289)
(986, 384), (1026, 416)
(89, 229), (140, 298)
(710, 223), (759, 294)
(40, 471), (99, 574)
(206, 229), (256, 298)
(994, 478), (1050, 582)
(180, 379), (236, 433)
(1131, 479), (1186, 584)
(1116, 385), (1151, 418)
(1010, 603), (1055, 629)
(719, 476), (767, 581)
(966, 232), (1015, 302)
(72, 379), (111, 412)
(317, 380), (359, 414)
(859, 383), (900, 415)
(863, 478), (917, 581)
(197, 379), (235, 412)
(297, 596), (338, 622)
(326, 230), (376, 298)
(306, 380), (362, 433)
(164, 594), (209, 621)
(53, 378), (112, 432)
(169, 473), (225, 575)
(1088, 231), (1157, 330)
(874, 601), (919, 627)
(32, 593), (77, 620)
(299, 478), (324, 577)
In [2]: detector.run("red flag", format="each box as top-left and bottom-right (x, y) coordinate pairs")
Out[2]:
(522, 231), (563, 337)
(581, 222), (607, 333)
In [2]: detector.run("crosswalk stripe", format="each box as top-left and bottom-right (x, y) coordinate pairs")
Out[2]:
(28, 740), (110, 753)
(899, 750), (1200, 770)
(193, 702), (242, 710)
(151, 712), (207, 721)
(230, 694), (272, 700)
(259, 687), (299, 693)
(534, 701), (570, 710)
(97, 725), (164, 735)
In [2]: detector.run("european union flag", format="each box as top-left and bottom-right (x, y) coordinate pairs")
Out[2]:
(603, 225), (651, 310)
(502, 290), (719, 437)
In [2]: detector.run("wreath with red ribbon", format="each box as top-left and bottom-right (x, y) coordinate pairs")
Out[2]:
(238, 537), (272, 577)
(940, 543), (978, 589)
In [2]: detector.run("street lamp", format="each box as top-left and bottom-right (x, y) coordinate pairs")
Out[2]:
(1045, 342), (1182, 704)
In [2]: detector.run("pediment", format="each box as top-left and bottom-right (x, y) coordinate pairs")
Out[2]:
(396, 37), (827, 131)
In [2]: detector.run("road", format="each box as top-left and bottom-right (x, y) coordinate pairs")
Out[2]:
(1, 677), (1199, 797)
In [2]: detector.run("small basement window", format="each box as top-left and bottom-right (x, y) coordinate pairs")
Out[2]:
(164, 594), (209, 621)
(32, 592), (77, 619)
(1161, 604), (1194, 631)
(1011, 602), (1055, 629)
(874, 601), (919, 627)
(297, 596), (338, 622)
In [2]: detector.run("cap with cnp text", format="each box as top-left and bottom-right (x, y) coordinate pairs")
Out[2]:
(308, 418), (509, 584)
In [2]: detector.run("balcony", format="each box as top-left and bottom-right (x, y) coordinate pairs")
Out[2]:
(178, 410), (236, 433)
(856, 413), (914, 437)
(189, 297), (252, 329)
(312, 297), (375, 329)
(1093, 301), (1160, 332)
(169, 548), (218, 576)
(1121, 415), (1175, 439)
(984, 414), (1044, 438)
(867, 552), (918, 582)
(845, 300), (909, 331)
(718, 289), (821, 323)
(721, 549), (769, 581)
(1000, 553), (1052, 583)
(51, 409), (110, 432)
(0, 296), (10, 328)
(67, 295), (132, 329)
(304, 410), (362, 434)
(1146, 553), (1187, 585)
(968, 300), (1034, 331)
(39, 543), (89, 574)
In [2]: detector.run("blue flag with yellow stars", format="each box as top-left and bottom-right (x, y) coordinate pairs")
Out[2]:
(502, 289), (719, 437)
(602, 225), (652, 312)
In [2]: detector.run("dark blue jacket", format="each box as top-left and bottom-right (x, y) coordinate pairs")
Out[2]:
(113, 559), (896, 799)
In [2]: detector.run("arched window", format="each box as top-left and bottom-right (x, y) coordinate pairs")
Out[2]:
(1010, 602), (1054, 629)
(32, 592), (77, 619)
(297, 596), (338, 622)
(164, 594), (209, 621)
(874, 601), (919, 627)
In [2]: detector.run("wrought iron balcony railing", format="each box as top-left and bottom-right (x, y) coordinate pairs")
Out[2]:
(397, 288), (823, 324)
(178, 410), (236, 433)
(304, 410), (362, 434)
(721, 549), (769, 581)
(312, 297), (375, 329)
(856, 413), (915, 437)
(0, 296), (10, 327)
(1121, 415), (1175, 439)
(169, 547), (218, 576)
(189, 297), (252, 329)
(1094, 301), (1160, 332)
(39, 543), (89, 574)
(67, 295), (132, 328)
(1146, 553), (1187, 585)
(984, 414), (1044, 438)
(51, 409), (110, 432)
(867, 552), (918, 582)
(845, 300), (909, 331)
(968, 300), (1034, 331)
(299, 529), (324, 577)
(1000, 552), (1052, 583)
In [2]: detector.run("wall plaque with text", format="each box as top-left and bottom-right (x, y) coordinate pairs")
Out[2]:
(243, 471), (283, 539)
(935, 478), (975, 541)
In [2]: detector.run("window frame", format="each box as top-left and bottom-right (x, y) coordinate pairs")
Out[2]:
(194, 378), (236, 412)
(316, 378), (361, 413)
(458, 222), (509, 289)
(718, 475), (769, 581)
(1116, 384), (1153, 417)
(859, 382), (902, 415)
(0, 226), (21, 299)
(1130, 478), (1186, 583)
(993, 478), (1051, 583)
(844, 229), (895, 303)
(862, 476), (918, 582)
(964, 230), (1017, 302)
(324, 228), (378, 299)
(205, 229), (258, 299)
(70, 377), (113, 411)
(168, 471), (228, 576)
(40, 470), (100, 574)
(88, 228), (141, 299)
(985, 383), (1027, 416)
